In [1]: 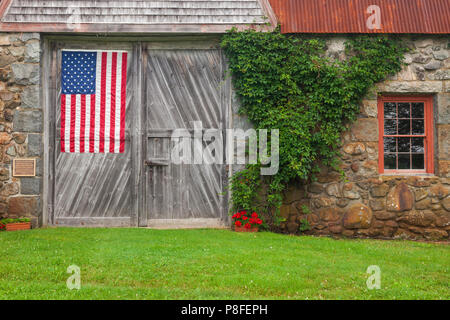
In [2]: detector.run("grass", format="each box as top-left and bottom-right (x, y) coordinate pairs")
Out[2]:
(0, 228), (448, 300)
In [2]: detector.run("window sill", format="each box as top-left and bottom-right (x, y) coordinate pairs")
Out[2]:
(380, 172), (435, 177)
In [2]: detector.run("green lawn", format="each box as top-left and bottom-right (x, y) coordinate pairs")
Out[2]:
(0, 228), (448, 300)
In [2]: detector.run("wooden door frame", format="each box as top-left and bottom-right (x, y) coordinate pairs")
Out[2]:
(42, 35), (231, 228)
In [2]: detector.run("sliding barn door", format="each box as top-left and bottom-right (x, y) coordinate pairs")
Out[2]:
(52, 43), (134, 227)
(145, 49), (229, 227)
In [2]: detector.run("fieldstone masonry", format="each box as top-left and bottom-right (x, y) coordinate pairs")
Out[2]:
(280, 36), (450, 241)
(0, 32), (448, 240)
(0, 32), (41, 227)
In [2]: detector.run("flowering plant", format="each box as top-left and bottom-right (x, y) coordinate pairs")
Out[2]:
(232, 211), (263, 230)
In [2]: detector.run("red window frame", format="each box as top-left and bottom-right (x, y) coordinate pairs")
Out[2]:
(378, 96), (434, 174)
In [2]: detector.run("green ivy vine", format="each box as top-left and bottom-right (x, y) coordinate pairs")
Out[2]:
(221, 28), (408, 227)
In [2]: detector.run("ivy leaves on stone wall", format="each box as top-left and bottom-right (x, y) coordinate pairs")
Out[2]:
(221, 29), (408, 225)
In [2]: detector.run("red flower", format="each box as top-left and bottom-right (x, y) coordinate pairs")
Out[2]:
(241, 210), (247, 215)
(235, 221), (242, 227)
(242, 216), (248, 220)
(251, 212), (258, 218)
(244, 223), (251, 229)
(249, 218), (257, 224)
(257, 219), (262, 225)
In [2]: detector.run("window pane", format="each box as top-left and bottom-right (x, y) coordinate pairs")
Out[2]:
(398, 119), (410, 134)
(412, 103), (424, 118)
(412, 120), (424, 135)
(398, 103), (410, 118)
(398, 137), (410, 152)
(384, 119), (397, 135)
(384, 102), (396, 119)
(384, 137), (396, 153)
(412, 137), (424, 152)
(398, 154), (411, 169)
(384, 154), (396, 169)
(412, 154), (425, 169)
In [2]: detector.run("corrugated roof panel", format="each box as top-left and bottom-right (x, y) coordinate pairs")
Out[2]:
(269, 0), (450, 34)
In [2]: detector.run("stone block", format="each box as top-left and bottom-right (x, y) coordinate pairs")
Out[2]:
(13, 110), (42, 132)
(20, 85), (40, 108)
(21, 33), (40, 42)
(430, 184), (449, 200)
(369, 199), (385, 211)
(398, 210), (436, 227)
(343, 203), (372, 229)
(318, 207), (341, 222)
(437, 124), (450, 160)
(27, 133), (42, 156)
(11, 63), (39, 85)
(424, 229), (448, 240)
(432, 50), (449, 61)
(438, 161), (450, 177)
(343, 142), (365, 155)
(443, 197), (450, 211)
(377, 81), (443, 93)
(8, 196), (39, 217)
(424, 61), (442, 70)
(370, 183), (390, 197)
(0, 35), (11, 46)
(0, 182), (19, 197)
(350, 118), (378, 142)
(386, 183), (414, 212)
(20, 177), (41, 195)
(24, 41), (40, 63)
(415, 198), (432, 210)
(373, 211), (396, 220)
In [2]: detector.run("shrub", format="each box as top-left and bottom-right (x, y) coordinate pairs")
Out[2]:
(222, 28), (407, 227)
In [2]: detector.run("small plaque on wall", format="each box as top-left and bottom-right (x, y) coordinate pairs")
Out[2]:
(12, 158), (36, 177)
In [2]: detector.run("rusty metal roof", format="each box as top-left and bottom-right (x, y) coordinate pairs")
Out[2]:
(269, 0), (450, 34)
(0, 0), (277, 33)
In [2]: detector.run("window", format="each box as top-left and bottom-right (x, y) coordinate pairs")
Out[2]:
(378, 96), (434, 174)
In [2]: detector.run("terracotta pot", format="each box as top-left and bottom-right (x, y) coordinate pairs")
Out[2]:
(234, 226), (258, 233)
(6, 222), (31, 231)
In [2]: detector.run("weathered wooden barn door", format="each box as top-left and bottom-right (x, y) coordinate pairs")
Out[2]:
(144, 49), (229, 228)
(50, 41), (136, 227)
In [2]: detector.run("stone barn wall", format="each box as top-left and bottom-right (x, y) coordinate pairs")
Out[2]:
(279, 36), (450, 241)
(0, 32), (448, 240)
(0, 33), (42, 227)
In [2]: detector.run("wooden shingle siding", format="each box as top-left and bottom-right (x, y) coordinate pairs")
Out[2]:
(3, 0), (267, 24)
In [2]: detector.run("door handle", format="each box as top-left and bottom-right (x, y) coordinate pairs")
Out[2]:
(145, 159), (169, 166)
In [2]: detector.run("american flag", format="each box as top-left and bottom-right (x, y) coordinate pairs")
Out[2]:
(60, 50), (128, 153)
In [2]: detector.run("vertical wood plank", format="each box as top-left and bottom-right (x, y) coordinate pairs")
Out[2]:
(138, 42), (148, 226)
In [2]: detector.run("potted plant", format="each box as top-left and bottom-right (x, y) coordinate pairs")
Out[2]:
(0, 217), (31, 231)
(232, 211), (262, 232)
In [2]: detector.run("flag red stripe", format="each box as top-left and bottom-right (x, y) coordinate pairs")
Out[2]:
(99, 52), (107, 153)
(70, 94), (76, 152)
(89, 94), (96, 153)
(120, 52), (127, 153)
(110, 52), (117, 153)
(80, 95), (86, 153)
(60, 94), (66, 152)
